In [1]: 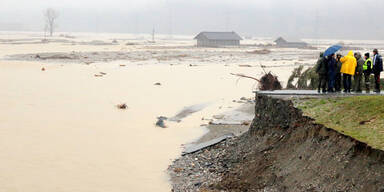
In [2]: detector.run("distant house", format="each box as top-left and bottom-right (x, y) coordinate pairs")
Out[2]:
(194, 32), (242, 47)
(274, 37), (308, 48)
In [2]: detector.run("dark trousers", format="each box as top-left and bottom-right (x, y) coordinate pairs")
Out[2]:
(354, 74), (363, 92)
(328, 73), (335, 92)
(335, 73), (342, 92)
(318, 74), (327, 92)
(374, 73), (381, 92)
(343, 74), (352, 92)
(364, 72), (371, 92)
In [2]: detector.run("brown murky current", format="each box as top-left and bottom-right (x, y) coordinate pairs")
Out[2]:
(0, 34), (293, 191)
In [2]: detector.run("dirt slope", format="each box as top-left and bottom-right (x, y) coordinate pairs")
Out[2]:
(170, 95), (384, 192)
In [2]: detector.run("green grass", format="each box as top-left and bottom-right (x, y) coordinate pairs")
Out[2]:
(297, 96), (384, 149)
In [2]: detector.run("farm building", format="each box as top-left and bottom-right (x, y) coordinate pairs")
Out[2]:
(274, 37), (308, 48)
(194, 32), (242, 47)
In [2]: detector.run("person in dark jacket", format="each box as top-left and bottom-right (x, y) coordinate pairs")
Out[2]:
(354, 52), (364, 93)
(316, 52), (328, 93)
(363, 53), (373, 93)
(372, 49), (383, 93)
(327, 53), (337, 92)
(335, 54), (343, 92)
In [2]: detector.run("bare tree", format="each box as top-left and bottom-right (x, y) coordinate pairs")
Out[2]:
(44, 8), (59, 37)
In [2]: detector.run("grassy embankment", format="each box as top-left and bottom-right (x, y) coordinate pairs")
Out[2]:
(297, 96), (384, 150)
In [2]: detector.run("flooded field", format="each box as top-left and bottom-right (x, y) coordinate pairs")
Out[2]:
(0, 31), (379, 191)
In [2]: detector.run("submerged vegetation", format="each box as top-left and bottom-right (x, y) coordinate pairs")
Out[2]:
(297, 96), (384, 149)
(286, 65), (318, 89)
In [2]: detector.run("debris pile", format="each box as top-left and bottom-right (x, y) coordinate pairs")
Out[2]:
(231, 64), (282, 91)
(247, 49), (271, 55)
(258, 72), (282, 91)
(168, 137), (238, 191)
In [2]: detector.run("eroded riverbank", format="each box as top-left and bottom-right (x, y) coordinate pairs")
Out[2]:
(168, 94), (384, 192)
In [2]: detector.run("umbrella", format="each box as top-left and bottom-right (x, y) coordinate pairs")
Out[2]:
(323, 45), (342, 57)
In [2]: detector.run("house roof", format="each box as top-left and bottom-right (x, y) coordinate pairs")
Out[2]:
(194, 32), (243, 41)
(274, 36), (306, 44)
(274, 37), (287, 43)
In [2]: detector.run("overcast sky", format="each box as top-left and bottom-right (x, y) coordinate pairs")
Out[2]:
(0, 0), (382, 39)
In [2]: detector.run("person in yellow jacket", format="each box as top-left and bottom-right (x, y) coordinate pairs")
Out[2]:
(340, 51), (357, 93)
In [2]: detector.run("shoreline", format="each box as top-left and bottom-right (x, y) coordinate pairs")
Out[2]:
(167, 100), (254, 191)
(4, 32), (384, 191)
(0, 58), (258, 191)
(167, 94), (384, 192)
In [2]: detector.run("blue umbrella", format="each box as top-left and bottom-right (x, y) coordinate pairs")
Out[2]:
(323, 45), (342, 57)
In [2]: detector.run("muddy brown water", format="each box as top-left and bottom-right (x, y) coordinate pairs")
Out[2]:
(0, 34), (297, 192)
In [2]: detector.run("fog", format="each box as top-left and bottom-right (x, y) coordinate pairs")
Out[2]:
(0, 0), (383, 39)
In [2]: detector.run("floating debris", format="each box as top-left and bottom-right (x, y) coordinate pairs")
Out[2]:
(247, 49), (271, 55)
(213, 115), (225, 119)
(125, 42), (137, 46)
(238, 64), (252, 67)
(116, 103), (128, 109)
(156, 116), (168, 128)
(154, 82), (162, 86)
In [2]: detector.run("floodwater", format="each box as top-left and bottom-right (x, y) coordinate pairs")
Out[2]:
(0, 32), (300, 192)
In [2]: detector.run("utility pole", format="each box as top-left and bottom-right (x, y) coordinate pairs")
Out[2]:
(152, 27), (155, 42)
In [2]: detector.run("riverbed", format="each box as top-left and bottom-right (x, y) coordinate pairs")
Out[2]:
(0, 31), (319, 191)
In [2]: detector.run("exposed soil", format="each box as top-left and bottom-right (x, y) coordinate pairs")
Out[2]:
(259, 72), (282, 91)
(169, 94), (384, 192)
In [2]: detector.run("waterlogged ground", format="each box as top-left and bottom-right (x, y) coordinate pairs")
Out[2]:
(0, 31), (381, 191)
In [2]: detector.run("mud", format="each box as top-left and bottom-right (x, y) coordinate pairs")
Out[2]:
(169, 94), (384, 192)
(259, 72), (282, 91)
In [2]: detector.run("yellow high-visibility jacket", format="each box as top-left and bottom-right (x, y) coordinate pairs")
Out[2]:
(340, 51), (357, 75)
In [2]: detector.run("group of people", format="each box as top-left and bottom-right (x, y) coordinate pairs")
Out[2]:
(316, 49), (383, 93)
